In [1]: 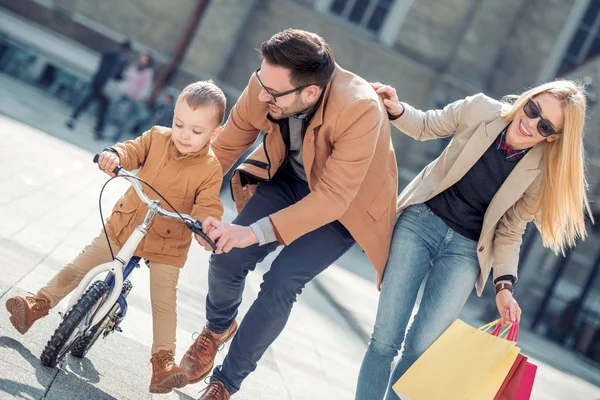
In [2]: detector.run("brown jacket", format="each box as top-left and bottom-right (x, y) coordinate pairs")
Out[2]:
(393, 94), (543, 295)
(106, 126), (224, 267)
(212, 65), (398, 288)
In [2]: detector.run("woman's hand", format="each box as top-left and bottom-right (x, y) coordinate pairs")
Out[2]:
(371, 82), (404, 118)
(496, 288), (522, 326)
(97, 151), (120, 177)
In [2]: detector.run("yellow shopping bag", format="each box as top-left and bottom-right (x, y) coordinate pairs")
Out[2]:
(392, 319), (519, 400)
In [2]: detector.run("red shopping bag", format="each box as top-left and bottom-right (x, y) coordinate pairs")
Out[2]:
(492, 322), (538, 400)
(515, 361), (537, 400)
(494, 354), (527, 400)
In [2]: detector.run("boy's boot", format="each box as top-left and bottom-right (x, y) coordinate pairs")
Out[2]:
(149, 350), (189, 394)
(5, 294), (50, 334)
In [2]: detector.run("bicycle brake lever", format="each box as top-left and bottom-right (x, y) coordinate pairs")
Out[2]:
(186, 220), (217, 252)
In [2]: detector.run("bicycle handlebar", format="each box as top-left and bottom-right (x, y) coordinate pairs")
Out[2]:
(93, 154), (217, 251)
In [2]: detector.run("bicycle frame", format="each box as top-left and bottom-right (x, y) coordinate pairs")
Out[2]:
(64, 167), (203, 330)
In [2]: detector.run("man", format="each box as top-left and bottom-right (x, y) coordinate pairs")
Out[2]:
(181, 29), (398, 399)
(66, 39), (131, 140)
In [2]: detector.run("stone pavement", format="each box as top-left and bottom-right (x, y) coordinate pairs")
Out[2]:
(1, 71), (600, 399)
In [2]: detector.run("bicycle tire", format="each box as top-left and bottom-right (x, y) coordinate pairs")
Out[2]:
(70, 280), (132, 358)
(40, 280), (109, 367)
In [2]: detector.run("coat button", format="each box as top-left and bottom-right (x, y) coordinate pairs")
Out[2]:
(119, 203), (123, 208)
(478, 246), (485, 252)
(166, 229), (171, 234)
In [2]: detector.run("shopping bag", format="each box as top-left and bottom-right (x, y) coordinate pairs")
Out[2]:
(492, 321), (537, 400)
(469, 323), (521, 399)
(515, 361), (537, 400)
(493, 354), (527, 399)
(392, 319), (519, 400)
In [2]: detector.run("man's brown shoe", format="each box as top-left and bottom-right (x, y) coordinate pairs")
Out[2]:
(149, 350), (189, 394)
(5, 294), (50, 334)
(198, 380), (230, 400)
(180, 320), (238, 383)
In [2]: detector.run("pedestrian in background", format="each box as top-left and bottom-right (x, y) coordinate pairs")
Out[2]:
(66, 39), (131, 140)
(108, 52), (154, 141)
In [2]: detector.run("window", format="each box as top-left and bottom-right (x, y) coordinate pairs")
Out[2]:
(328, 0), (396, 34)
(558, 0), (600, 75)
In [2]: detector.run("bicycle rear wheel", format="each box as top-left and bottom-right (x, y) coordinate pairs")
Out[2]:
(40, 280), (109, 367)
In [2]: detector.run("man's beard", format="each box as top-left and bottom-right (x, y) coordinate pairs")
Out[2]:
(267, 99), (311, 120)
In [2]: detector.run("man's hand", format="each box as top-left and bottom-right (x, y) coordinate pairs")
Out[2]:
(195, 216), (221, 251)
(208, 223), (258, 254)
(97, 151), (120, 177)
(496, 288), (521, 326)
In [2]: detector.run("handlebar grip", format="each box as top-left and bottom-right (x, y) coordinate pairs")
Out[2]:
(93, 153), (122, 175)
(196, 230), (217, 252)
(187, 220), (217, 252)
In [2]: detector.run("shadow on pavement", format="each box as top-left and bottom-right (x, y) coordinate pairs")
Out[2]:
(0, 378), (45, 399)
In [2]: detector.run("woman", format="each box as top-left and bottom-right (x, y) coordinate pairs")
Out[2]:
(355, 80), (592, 400)
(109, 52), (154, 141)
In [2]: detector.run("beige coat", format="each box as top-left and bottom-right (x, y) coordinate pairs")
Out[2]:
(211, 65), (398, 288)
(107, 126), (224, 267)
(393, 93), (543, 295)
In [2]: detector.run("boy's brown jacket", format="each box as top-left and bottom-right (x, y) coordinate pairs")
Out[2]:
(106, 126), (223, 267)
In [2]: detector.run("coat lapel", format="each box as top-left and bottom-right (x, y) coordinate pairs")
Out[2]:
(480, 144), (543, 238)
(432, 116), (507, 197)
(302, 72), (332, 185)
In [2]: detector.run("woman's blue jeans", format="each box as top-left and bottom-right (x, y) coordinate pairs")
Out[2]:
(355, 204), (480, 400)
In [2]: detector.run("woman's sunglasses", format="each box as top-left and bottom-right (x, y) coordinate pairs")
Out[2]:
(522, 98), (560, 137)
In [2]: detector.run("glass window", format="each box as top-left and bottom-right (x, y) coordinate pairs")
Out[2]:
(328, 0), (396, 33)
(558, 0), (600, 75)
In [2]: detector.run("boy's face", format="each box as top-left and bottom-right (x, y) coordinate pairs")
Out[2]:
(171, 98), (220, 154)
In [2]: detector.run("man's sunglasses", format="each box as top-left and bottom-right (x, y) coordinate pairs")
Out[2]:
(522, 98), (560, 137)
(254, 68), (315, 103)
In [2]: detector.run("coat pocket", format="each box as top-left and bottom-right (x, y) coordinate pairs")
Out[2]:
(109, 201), (138, 241)
(143, 218), (186, 257)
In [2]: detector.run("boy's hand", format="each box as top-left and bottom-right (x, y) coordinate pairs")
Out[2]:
(98, 151), (120, 177)
(195, 216), (221, 251)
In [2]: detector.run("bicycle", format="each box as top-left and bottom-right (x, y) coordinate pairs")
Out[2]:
(40, 154), (216, 368)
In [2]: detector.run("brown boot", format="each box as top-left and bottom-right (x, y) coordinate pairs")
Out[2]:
(5, 294), (50, 334)
(198, 380), (230, 400)
(149, 350), (189, 394)
(180, 320), (238, 383)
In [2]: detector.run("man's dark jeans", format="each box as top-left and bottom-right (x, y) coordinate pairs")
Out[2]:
(207, 165), (355, 394)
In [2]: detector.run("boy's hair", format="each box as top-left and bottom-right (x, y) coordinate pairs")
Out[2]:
(260, 29), (335, 88)
(178, 80), (226, 124)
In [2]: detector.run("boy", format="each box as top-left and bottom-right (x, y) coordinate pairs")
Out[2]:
(6, 80), (226, 394)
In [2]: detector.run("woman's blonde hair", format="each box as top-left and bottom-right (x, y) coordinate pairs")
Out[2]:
(501, 80), (593, 254)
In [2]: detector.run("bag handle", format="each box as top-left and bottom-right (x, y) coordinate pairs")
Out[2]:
(490, 320), (520, 342)
(478, 319), (501, 333)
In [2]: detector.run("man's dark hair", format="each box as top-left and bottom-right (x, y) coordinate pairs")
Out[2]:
(260, 29), (335, 88)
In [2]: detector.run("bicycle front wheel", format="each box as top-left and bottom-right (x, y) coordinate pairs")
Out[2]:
(40, 280), (109, 367)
